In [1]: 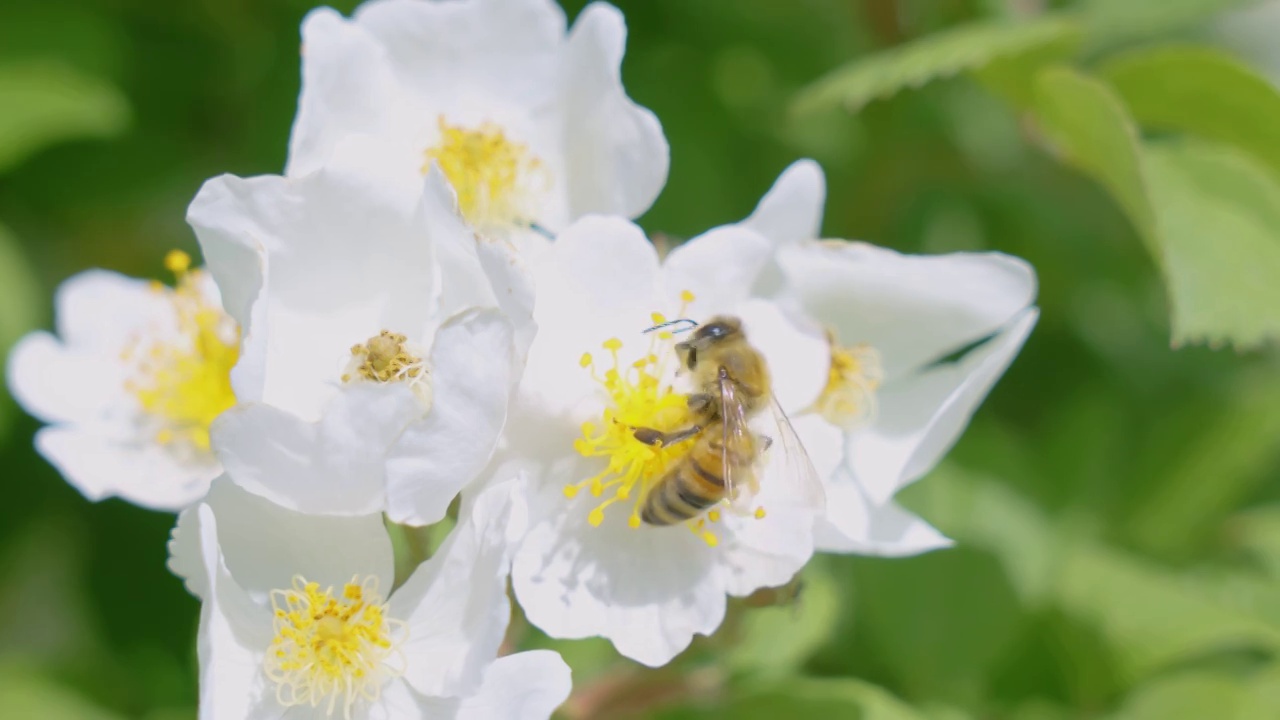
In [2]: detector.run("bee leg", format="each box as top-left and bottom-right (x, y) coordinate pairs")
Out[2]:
(632, 424), (703, 447)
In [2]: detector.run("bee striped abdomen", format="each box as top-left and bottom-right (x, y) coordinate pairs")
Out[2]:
(641, 444), (725, 526)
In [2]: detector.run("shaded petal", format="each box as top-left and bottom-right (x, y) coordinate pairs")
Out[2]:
(355, 0), (566, 106)
(7, 332), (125, 424)
(385, 310), (514, 526)
(211, 384), (423, 516)
(742, 159), (826, 246)
(848, 309), (1038, 505)
(35, 427), (217, 511)
(511, 481), (726, 668)
(662, 226), (771, 315)
(191, 504), (278, 720)
(815, 468), (952, 556)
(389, 477), (521, 698)
(778, 241), (1037, 378)
(560, 2), (668, 221)
(192, 477), (394, 603)
(287, 9), (400, 177)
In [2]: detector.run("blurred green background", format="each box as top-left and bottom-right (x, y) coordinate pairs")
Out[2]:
(2, 0), (1280, 718)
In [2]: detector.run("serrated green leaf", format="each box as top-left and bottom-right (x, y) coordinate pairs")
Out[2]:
(1055, 542), (1280, 682)
(726, 562), (840, 677)
(1143, 139), (1280, 347)
(1034, 67), (1280, 348)
(792, 17), (1080, 116)
(1100, 45), (1280, 177)
(0, 60), (129, 174)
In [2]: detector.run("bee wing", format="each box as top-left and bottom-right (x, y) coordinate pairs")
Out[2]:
(764, 393), (827, 513)
(718, 372), (756, 510)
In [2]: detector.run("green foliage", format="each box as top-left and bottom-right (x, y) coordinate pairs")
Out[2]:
(0, 223), (42, 438)
(0, 60), (129, 174)
(791, 17), (1080, 116)
(0, 664), (124, 720)
(1033, 67), (1280, 348)
(664, 677), (926, 720)
(1080, 0), (1256, 50)
(1101, 45), (1280, 177)
(727, 561), (841, 678)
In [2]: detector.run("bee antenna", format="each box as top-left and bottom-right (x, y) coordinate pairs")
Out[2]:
(643, 318), (699, 334)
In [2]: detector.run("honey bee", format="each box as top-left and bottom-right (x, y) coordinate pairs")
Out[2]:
(631, 315), (825, 526)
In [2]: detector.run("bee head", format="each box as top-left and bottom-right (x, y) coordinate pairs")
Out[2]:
(675, 316), (742, 370)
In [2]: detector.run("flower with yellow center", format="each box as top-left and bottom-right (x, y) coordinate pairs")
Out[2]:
(423, 117), (547, 231)
(7, 252), (237, 510)
(125, 250), (239, 453)
(508, 214), (838, 668)
(287, 0), (669, 236)
(169, 476), (571, 720)
(809, 331), (883, 430)
(265, 575), (406, 717)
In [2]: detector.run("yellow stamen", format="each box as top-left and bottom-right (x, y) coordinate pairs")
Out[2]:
(125, 254), (238, 453)
(811, 330), (884, 429)
(344, 330), (431, 407)
(265, 575), (406, 719)
(422, 117), (547, 230)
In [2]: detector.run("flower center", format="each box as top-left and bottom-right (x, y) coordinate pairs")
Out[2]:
(422, 117), (547, 230)
(811, 330), (883, 429)
(565, 292), (727, 546)
(342, 330), (431, 408)
(124, 250), (238, 453)
(265, 575), (406, 718)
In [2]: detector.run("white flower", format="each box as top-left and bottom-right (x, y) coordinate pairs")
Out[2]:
(504, 215), (843, 667)
(6, 252), (237, 510)
(287, 0), (667, 240)
(168, 475), (571, 719)
(744, 160), (1039, 556)
(188, 142), (534, 525)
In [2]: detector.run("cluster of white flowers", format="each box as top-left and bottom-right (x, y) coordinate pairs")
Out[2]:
(6, 0), (1038, 716)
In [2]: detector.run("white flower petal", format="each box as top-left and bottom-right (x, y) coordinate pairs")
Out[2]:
(287, 9), (400, 177)
(188, 165), (437, 420)
(389, 478), (519, 699)
(191, 504), (276, 720)
(453, 651), (572, 720)
(354, 0), (566, 105)
(53, 269), (164, 350)
(212, 384), (423, 517)
(385, 310), (514, 526)
(778, 241), (1037, 377)
(6, 332), (124, 424)
(848, 309), (1038, 506)
(35, 427), (216, 511)
(735, 299), (828, 414)
(560, 2), (668, 221)
(512, 484), (726, 668)
(815, 469), (953, 556)
(194, 477), (395, 603)
(662, 226), (771, 315)
(742, 159), (826, 246)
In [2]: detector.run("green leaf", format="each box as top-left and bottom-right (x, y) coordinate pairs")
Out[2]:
(792, 17), (1080, 116)
(1127, 372), (1280, 556)
(0, 663), (123, 720)
(1100, 45), (1280, 178)
(726, 561), (841, 677)
(1081, 0), (1254, 50)
(1110, 663), (1280, 720)
(663, 678), (925, 720)
(1054, 542), (1280, 682)
(1142, 139), (1280, 348)
(1033, 67), (1280, 348)
(0, 60), (129, 174)
(1231, 506), (1280, 579)
(0, 222), (42, 439)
